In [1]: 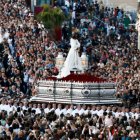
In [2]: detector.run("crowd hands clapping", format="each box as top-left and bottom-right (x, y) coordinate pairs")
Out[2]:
(0, 0), (140, 139)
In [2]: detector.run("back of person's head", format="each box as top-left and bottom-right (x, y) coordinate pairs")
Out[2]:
(68, 131), (75, 139)
(80, 134), (85, 140)
(72, 33), (77, 39)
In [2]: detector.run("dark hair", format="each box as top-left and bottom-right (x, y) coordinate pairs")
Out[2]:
(9, 127), (13, 133)
(31, 110), (36, 114)
(72, 33), (78, 39)
(28, 108), (32, 113)
(17, 107), (21, 112)
(103, 112), (107, 116)
(68, 131), (75, 139)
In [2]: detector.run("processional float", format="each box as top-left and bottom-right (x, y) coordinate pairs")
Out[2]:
(30, 52), (121, 104)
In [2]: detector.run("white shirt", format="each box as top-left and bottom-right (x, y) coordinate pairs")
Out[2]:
(61, 108), (68, 116)
(44, 108), (51, 114)
(65, 0), (70, 7)
(5, 123), (10, 129)
(17, 111), (24, 116)
(3, 32), (9, 39)
(97, 110), (104, 117)
(24, 72), (29, 83)
(19, 55), (25, 64)
(8, 107), (14, 114)
(72, 11), (76, 19)
(2, 104), (8, 111)
(110, 26), (115, 30)
(22, 106), (28, 111)
(84, 109), (90, 115)
(106, 110), (111, 114)
(66, 108), (73, 115)
(125, 112), (131, 120)
(115, 112), (121, 118)
(8, 38), (12, 45)
(35, 108), (41, 114)
(0, 104), (4, 111)
(97, 63), (104, 68)
(50, 107), (56, 112)
(105, 116), (113, 127)
(91, 109), (97, 115)
(134, 113), (140, 119)
(55, 108), (62, 116)
(130, 112), (135, 119)
(72, 109), (79, 117)
(0, 34), (3, 43)
(13, 128), (20, 134)
(79, 108), (85, 116)
(92, 126), (100, 134)
(4, 105), (12, 115)
(120, 112), (125, 116)
(12, 105), (17, 112)
(32, 107), (36, 111)
(73, 2), (76, 10)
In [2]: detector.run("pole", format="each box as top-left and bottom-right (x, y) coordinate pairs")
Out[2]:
(138, 0), (140, 50)
(53, 80), (56, 102)
(70, 81), (73, 104)
(98, 83), (100, 103)
(31, 0), (37, 14)
(138, 33), (140, 50)
(31, 0), (34, 13)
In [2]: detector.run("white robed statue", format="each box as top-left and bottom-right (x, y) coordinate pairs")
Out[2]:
(57, 34), (83, 78)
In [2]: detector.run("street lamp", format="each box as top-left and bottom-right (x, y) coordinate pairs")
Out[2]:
(55, 52), (65, 78)
(81, 52), (88, 72)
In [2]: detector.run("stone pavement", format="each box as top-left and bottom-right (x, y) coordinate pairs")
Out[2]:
(101, 0), (137, 11)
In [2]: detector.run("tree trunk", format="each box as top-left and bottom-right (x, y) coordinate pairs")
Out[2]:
(55, 27), (62, 41)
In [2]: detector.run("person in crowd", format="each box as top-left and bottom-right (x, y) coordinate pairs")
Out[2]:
(0, 101), (139, 139)
(0, 0), (139, 139)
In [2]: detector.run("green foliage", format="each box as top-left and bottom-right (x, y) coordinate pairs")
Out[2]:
(37, 4), (66, 29)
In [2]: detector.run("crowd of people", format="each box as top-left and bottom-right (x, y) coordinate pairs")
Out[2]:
(0, 0), (140, 139)
(0, 102), (140, 140)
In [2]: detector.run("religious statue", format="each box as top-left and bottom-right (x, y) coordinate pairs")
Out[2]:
(57, 33), (83, 78)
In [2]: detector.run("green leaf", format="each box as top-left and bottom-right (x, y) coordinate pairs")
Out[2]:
(36, 4), (66, 29)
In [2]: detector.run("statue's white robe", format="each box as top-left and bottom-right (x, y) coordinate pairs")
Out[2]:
(58, 38), (82, 78)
